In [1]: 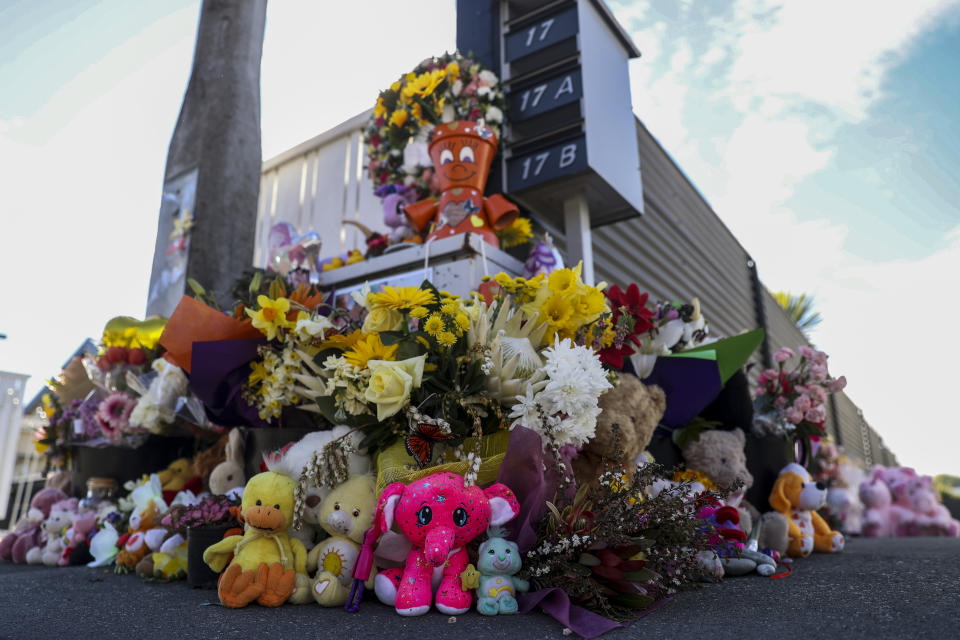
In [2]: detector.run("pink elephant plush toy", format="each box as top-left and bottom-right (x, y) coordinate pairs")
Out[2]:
(373, 472), (520, 616)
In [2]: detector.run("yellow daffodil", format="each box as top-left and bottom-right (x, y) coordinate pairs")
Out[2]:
(369, 285), (436, 310)
(248, 362), (268, 385)
(423, 314), (445, 336)
(548, 269), (579, 296)
(540, 294), (573, 327)
(245, 295), (293, 341)
(574, 289), (607, 318)
(344, 333), (398, 369)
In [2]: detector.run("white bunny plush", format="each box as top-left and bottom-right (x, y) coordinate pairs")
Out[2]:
(208, 428), (245, 499)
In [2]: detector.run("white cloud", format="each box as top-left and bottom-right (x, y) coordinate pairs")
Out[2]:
(613, 0), (960, 474)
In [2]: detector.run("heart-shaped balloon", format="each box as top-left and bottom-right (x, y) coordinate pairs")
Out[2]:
(267, 222), (322, 275)
(102, 316), (168, 350)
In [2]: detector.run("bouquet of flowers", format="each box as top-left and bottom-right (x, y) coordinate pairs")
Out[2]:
(752, 345), (847, 457)
(364, 52), (506, 200)
(522, 465), (720, 621)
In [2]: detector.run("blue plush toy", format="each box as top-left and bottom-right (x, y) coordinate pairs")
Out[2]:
(475, 527), (528, 616)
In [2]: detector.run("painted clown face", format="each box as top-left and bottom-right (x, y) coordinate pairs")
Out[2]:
(429, 122), (497, 193)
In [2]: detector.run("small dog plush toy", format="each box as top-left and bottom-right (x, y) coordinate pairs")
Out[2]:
(769, 463), (844, 558)
(203, 471), (307, 608)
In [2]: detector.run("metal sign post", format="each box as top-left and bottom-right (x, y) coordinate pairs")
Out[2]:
(462, 0), (643, 281)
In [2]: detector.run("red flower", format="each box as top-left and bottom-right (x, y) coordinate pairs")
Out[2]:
(370, 135), (382, 147)
(599, 343), (635, 370)
(605, 284), (655, 335)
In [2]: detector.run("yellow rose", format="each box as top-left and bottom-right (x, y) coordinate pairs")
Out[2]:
(362, 306), (404, 333)
(364, 355), (426, 421)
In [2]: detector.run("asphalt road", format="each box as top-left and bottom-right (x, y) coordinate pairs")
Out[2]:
(1, 537), (957, 640)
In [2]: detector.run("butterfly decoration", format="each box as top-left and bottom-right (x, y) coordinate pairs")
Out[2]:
(404, 408), (454, 469)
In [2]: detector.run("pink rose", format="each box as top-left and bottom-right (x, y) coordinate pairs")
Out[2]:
(774, 347), (795, 363)
(798, 346), (816, 360)
(786, 408), (804, 424)
(805, 405), (826, 423)
(827, 376), (847, 393)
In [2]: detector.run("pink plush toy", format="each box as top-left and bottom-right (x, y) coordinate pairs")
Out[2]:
(60, 509), (99, 566)
(0, 488), (68, 564)
(40, 498), (78, 566)
(890, 474), (959, 537)
(372, 472), (520, 616)
(859, 477), (906, 537)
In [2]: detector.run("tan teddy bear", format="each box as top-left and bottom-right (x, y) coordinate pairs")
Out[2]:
(573, 375), (666, 487)
(681, 428), (788, 555)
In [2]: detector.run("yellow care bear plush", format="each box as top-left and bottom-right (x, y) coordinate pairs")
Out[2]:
(203, 471), (307, 608)
(304, 475), (377, 607)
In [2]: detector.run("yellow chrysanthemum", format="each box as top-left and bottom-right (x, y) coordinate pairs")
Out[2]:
(344, 333), (398, 369)
(454, 313), (470, 332)
(369, 286), (436, 310)
(423, 314), (445, 336)
(391, 80), (401, 92)
(389, 109), (409, 128)
(318, 329), (363, 352)
(441, 301), (459, 316)
(445, 61), (460, 79)
(410, 306), (429, 319)
(436, 331), (457, 348)
(245, 295), (293, 341)
(497, 216), (533, 249)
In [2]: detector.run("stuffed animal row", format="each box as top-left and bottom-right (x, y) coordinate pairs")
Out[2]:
(860, 466), (959, 537)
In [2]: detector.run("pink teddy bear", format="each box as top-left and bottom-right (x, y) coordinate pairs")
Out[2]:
(890, 474), (959, 537)
(373, 472), (520, 616)
(859, 476), (909, 537)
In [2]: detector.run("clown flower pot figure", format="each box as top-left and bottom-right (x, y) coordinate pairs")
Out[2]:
(404, 121), (518, 249)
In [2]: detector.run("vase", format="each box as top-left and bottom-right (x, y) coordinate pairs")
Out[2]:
(187, 524), (233, 588)
(744, 432), (797, 511)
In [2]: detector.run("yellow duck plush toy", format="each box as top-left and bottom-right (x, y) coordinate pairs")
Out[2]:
(203, 472), (307, 608)
(305, 475), (377, 606)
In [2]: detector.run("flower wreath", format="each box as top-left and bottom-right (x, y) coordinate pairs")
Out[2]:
(363, 52), (507, 200)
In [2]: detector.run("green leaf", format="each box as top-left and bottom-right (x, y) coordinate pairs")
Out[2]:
(578, 553), (601, 567)
(396, 340), (426, 361)
(545, 501), (563, 524)
(379, 331), (406, 346)
(187, 278), (206, 297)
(623, 569), (656, 583)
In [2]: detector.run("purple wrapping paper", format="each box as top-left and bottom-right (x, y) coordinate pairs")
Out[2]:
(189, 338), (271, 429)
(642, 356), (723, 430)
(497, 427), (642, 638)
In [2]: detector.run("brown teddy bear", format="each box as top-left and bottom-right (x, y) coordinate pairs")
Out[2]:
(573, 374), (666, 487)
(680, 428), (788, 555)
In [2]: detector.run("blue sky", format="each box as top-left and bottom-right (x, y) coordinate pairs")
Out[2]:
(1, 0), (958, 474)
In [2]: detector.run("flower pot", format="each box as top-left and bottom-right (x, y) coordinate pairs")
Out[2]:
(744, 433), (797, 511)
(187, 525), (232, 589)
(70, 435), (195, 498)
